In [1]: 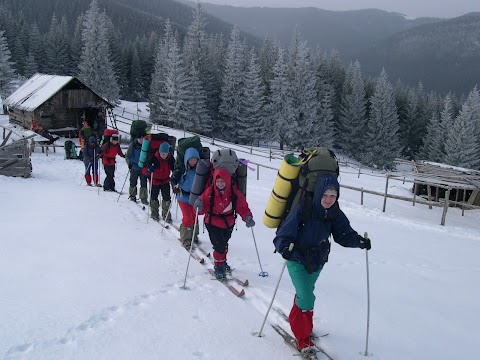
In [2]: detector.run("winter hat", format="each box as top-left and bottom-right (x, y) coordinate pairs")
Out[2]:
(159, 142), (171, 153)
(324, 186), (338, 197)
(111, 134), (119, 142)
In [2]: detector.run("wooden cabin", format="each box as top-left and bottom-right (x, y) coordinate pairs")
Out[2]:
(3, 73), (113, 135)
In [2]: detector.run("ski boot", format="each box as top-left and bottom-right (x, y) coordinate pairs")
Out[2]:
(214, 264), (226, 280)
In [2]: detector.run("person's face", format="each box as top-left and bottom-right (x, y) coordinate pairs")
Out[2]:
(160, 152), (168, 159)
(215, 177), (226, 190)
(188, 157), (198, 167)
(137, 136), (144, 144)
(321, 193), (337, 209)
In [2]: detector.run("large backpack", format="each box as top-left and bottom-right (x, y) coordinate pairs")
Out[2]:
(130, 120), (148, 141)
(102, 128), (119, 145)
(263, 147), (339, 228)
(64, 140), (78, 160)
(174, 135), (209, 175)
(138, 132), (175, 171)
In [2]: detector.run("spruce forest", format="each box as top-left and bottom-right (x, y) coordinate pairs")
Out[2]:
(0, 0), (479, 170)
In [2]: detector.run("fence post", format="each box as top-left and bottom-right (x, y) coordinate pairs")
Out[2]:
(358, 165), (361, 178)
(441, 188), (450, 226)
(257, 164), (260, 181)
(361, 188), (364, 205)
(413, 183), (418, 206)
(427, 185), (433, 209)
(382, 175), (389, 212)
(462, 188), (467, 217)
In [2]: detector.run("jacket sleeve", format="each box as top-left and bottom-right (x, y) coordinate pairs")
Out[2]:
(272, 205), (303, 253)
(331, 209), (364, 248)
(117, 145), (125, 158)
(199, 186), (213, 216)
(233, 188), (252, 221)
(168, 156), (175, 171)
(126, 143), (133, 165)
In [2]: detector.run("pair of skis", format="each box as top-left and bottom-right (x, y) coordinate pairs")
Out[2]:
(169, 223), (248, 298)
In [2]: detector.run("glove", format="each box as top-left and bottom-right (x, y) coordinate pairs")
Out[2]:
(172, 185), (180, 195)
(148, 165), (155, 173)
(245, 215), (255, 228)
(281, 243), (295, 260)
(128, 162), (133, 169)
(360, 237), (371, 250)
(194, 197), (203, 212)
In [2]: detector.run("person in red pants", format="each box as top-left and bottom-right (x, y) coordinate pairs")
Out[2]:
(170, 147), (200, 247)
(273, 174), (371, 354)
(194, 168), (255, 279)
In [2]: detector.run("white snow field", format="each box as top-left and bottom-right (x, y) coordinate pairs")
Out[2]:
(1, 104), (479, 360)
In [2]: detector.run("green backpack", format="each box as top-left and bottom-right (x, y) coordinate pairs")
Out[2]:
(282, 147), (339, 224)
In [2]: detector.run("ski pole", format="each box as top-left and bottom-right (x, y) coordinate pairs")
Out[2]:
(147, 171), (153, 223)
(361, 232), (371, 356)
(252, 246), (291, 337)
(117, 168), (130, 202)
(251, 228), (268, 277)
(97, 159), (102, 195)
(181, 208), (200, 290)
(161, 194), (175, 234)
(80, 161), (91, 185)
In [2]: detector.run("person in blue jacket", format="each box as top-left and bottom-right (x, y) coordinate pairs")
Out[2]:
(170, 147), (200, 247)
(126, 134), (148, 204)
(273, 174), (371, 354)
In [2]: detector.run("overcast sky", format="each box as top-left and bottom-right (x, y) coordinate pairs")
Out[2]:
(199, 0), (480, 18)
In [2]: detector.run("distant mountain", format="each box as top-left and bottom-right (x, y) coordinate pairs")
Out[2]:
(184, 2), (440, 59)
(356, 13), (480, 94)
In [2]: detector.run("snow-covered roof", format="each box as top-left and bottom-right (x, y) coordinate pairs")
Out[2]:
(3, 73), (74, 112)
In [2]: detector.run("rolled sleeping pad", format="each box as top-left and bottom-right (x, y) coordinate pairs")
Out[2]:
(138, 135), (151, 169)
(263, 154), (302, 228)
(235, 162), (248, 198)
(189, 159), (212, 205)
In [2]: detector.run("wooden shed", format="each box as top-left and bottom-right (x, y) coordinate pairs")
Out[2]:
(3, 73), (113, 134)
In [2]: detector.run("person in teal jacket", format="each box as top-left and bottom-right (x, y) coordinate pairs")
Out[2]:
(273, 174), (371, 354)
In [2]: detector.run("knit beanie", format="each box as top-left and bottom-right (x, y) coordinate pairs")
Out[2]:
(159, 142), (171, 153)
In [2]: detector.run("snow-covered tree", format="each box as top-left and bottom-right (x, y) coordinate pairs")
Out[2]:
(29, 23), (45, 73)
(266, 48), (296, 149)
(185, 64), (211, 134)
(237, 48), (266, 145)
(219, 25), (245, 141)
(129, 47), (143, 101)
(313, 81), (335, 149)
(338, 60), (367, 157)
(444, 94), (479, 169)
(259, 36), (278, 97)
(46, 15), (71, 75)
(159, 38), (191, 130)
(78, 0), (119, 104)
(0, 30), (16, 98)
(183, 2), (207, 75)
(23, 51), (38, 78)
(364, 69), (402, 169)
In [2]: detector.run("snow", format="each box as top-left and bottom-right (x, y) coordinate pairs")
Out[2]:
(1, 105), (480, 360)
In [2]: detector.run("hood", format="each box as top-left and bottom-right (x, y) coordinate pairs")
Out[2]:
(213, 168), (232, 192)
(312, 174), (340, 216)
(184, 147), (200, 168)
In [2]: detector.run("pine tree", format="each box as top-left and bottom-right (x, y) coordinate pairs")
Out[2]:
(29, 23), (45, 73)
(186, 64), (211, 134)
(183, 2), (207, 75)
(129, 47), (143, 101)
(159, 37), (191, 130)
(238, 48), (266, 145)
(0, 30), (16, 98)
(259, 36), (278, 98)
(364, 69), (402, 169)
(338, 60), (367, 157)
(46, 15), (71, 75)
(313, 81), (335, 149)
(204, 33), (225, 133)
(430, 94), (453, 162)
(24, 51), (38, 78)
(444, 95), (479, 169)
(219, 25), (245, 141)
(77, 0), (119, 104)
(266, 48), (296, 149)
(12, 37), (25, 75)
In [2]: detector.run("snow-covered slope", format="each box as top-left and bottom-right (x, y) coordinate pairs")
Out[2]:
(1, 108), (479, 360)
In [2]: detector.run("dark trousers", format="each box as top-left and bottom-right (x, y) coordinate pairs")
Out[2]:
(103, 165), (116, 191)
(129, 168), (147, 188)
(151, 183), (171, 202)
(205, 223), (233, 254)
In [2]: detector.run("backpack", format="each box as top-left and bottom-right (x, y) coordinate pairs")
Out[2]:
(174, 135), (209, 175)
(138, 132), (174, 171)
(130, 120), (149, 141)
(64, 140), (78, 160)
(102, 128), (119, 145)
(263, 147), (339, 228)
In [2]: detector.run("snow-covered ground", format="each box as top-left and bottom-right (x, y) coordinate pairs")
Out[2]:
(1, 108), (479, 360)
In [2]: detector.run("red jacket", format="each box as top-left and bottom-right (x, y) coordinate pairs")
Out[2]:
(100, 142), (125, 166)
(199, 169), (252, 229)
(147, 152), (174, 186)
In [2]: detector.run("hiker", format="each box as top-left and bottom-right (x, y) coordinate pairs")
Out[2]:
(93, 111), (106, 141)
(79, 120), (93, 159)
(194, 168), (255, 280)
(273, 174), (371, 354)
(126, 134), (149, 204)
(31, 120), (59, 144)
(170, 147), (200, 247)
(100, 133), (125, 191)
(83, 134), (101, 186)
(146, 142), (175, 222)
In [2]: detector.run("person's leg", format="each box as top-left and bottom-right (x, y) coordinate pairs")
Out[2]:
(103, 166), (115, 191)
(286, 261), (322, 350)
(160, 183), (172, 222)
(139, 173), (149, 204)
(129, 169), (139, 200)
(84, 159), (92, 185)
(150, 185), (160, 220)
(178, 202), (196, 246)
(206, 224), (232, 279)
